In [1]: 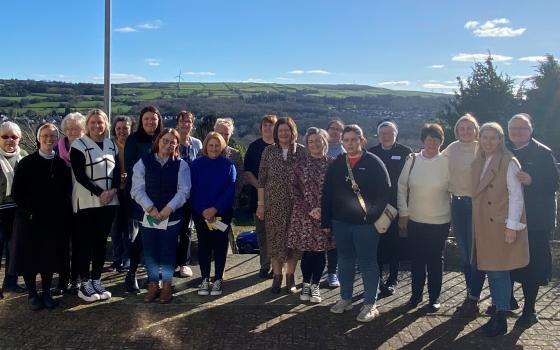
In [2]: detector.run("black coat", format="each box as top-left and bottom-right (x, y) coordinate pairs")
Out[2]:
(9, 152), (73, 275)
(511, 139), (560, 285)
(321, 151), (391, 228)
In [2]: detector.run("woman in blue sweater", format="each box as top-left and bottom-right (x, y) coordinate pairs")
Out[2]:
(191, 132), (236, 296)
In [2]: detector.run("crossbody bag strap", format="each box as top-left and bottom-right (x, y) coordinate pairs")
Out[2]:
(345, 154), (367, 220)
(406, 153), (417, 205)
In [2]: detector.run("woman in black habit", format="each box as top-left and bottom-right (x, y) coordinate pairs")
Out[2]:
(9, 123), (73, 310)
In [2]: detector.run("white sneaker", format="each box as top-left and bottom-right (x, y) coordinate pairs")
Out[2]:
(91, 279), (112, 300)
(210, 279), (223, 296)
(78, 280), (101, 302)
(330, 299), (353, 314)
(300, 283), (311, 301)
(179, 265), (193, 278)
(356, 304), (379, 322)
(310, 284), (322, 303)
(198, 278), (211, 296)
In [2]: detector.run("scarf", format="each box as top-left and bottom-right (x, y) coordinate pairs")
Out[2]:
(57, 137), (71, 166)
(0, 146), (23, 197)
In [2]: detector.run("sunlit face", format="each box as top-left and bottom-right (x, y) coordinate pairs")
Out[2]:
(508, 118), (532, 147)
(39, 126), (58, 153)
(66, 120), (85, 144)
(206, 138), (222, 159)
(306, 133), (325, 157)
(177, 114), (193, 135)
(327, 122), (343, 143)
(158, 133), (178, 157)
(0, 129), (20, 153)
(342, 131), (363, 156)
(456, 120), (477, 143)
(277, 124), (292, 146)
(378, 126), (397, 148)
(261, 121), (274, 140)
(142, 112), (159, 135)
(215, 124), (232, 145)
(114, 121), (131, 143)
(480, 128), (501, 155)
(87, 114), (106, 138)
(423, 135), (442, 155)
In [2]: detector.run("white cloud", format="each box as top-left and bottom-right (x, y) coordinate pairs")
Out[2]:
(184, 71), (216, 76)
(518, 56), (547, 62)
(428, 65), (445, 69)
(452, 53), (513, 62)
(115, 27), (137, 33)
(136, 20), (162, 30)
(422, 83), (456, 89)
(144, 58), (161, 67)
(464, 18), (526, 37)
(306, 70), (331, 75)
(287, 69), (330, 75)
(378, 81), (410, 87)
(92, 73), (147, 83)
(513, 75), (532, 80)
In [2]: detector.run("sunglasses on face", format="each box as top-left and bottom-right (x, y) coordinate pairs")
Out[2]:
(1, 135), (19, 140)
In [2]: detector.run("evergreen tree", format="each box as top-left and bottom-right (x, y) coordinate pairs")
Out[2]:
(525, 54), (560, 157)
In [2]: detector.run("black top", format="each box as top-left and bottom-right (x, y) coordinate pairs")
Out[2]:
(511, 138), (559, 231)
(321, 151), (391, 228)
(69, 148), (121, 197)
(243, 138), (272, 212)
(369, 142), (412, 207)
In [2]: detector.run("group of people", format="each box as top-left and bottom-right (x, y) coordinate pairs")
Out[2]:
(0, 107), (557, 338)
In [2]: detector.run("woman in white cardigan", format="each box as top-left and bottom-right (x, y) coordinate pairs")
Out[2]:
(70, 109), (120, 303)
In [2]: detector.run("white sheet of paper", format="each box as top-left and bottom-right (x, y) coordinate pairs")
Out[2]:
(210, 220), (228, 232)
(142, 213), (169, 230)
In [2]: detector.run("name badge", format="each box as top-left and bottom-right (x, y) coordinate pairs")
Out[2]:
(391, 156), (401, 160)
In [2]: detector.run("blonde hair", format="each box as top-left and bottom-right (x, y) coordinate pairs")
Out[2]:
(85, 109), (110, 138)
(202, 131), (227, 156)
(478, 122), (508, 156)
(454, 113), (480, 139)
(304, 127), (329, 156)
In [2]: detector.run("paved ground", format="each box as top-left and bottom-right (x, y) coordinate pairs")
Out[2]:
(0, 254), (559, 349)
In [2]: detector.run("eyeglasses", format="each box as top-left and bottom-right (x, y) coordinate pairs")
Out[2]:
(1, 135), (19, 140)
(509, 127), (531, 132)
(161, 138), (178, 146)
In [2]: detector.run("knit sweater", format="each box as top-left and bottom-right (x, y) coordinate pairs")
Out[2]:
(442, 140), (478, 197)
(397, 151), (451, 224)
(190, 155), (236, 215)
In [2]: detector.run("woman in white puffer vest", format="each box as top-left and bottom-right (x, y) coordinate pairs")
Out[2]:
(69, 109), (120, 303)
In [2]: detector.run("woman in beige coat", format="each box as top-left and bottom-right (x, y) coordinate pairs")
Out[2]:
(471, 122), (529, 337)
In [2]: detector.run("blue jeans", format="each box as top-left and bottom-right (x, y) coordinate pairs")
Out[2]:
(451, 196), (486, 299)
(487, 271), (511, 311)
(140, 221), (182, 283)
(332, 220), (380, 304)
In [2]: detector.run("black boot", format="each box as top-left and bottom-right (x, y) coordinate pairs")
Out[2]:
(481, 311), (507, 337)
(515, 310), (538, 328)
(0, 287), (3, 299)
(42, 292), (59, 310)
(125, 272), (140, 294)
(28, 294), (45, 311)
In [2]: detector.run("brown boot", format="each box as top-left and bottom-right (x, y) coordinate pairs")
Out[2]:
(159, 282), (173, 303)
(271, 274), (283, 294)
(144, 282), (160, 303)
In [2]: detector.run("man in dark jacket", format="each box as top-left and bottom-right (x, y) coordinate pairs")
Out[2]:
(508, 113), (560, 328)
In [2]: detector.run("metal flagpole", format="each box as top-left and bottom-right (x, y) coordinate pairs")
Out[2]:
(104, 0), (111, 127)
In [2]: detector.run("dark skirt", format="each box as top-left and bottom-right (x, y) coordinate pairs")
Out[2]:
(511, 229), (552, 286)
(9, 210), (68, 275)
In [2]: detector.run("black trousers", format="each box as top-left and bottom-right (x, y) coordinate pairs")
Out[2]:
(176, 202), (193, 267)
(408, 220), (449, 303)
(193, 211), (232, 280)
(0, 208), (18, 287)
(24, 272), (53, 296)
(301, 251), (326, 284)
(75, 206), (116, 280)
(378, 221), (400, 285)
(58, 214), (80, 286)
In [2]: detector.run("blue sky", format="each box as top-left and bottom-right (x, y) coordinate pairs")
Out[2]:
(1, 0), (558, 93)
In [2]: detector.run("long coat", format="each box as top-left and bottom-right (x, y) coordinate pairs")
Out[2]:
(9, 152), (73, 275)
(511, 139), (560, 285)
(471, 150), (529, 271)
